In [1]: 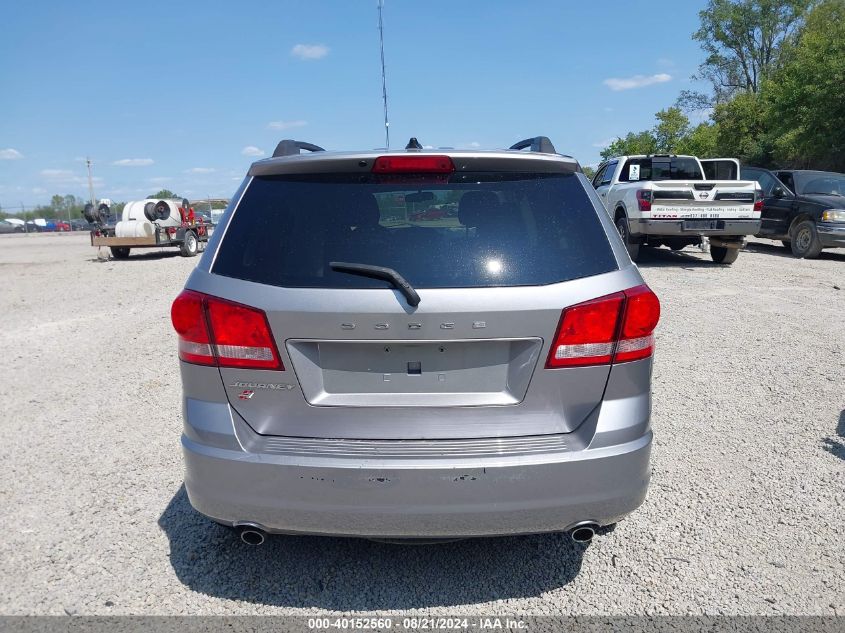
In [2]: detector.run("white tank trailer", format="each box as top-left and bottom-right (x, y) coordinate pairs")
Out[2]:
(89, 198), (211, 259)
(115, 199), (186, 238)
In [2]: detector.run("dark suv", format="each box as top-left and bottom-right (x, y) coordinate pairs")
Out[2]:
(741, 167), (845, 258)
(171, 136), (660, 545)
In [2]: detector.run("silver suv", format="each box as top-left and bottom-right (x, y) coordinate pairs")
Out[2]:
(171, 136), (660, 545)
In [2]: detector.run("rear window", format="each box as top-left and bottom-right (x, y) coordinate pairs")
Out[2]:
(620, 157), (703, 181)
(212, 172), (617, 289)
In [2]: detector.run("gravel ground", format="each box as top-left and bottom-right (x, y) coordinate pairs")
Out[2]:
(0, 232), (843, 616)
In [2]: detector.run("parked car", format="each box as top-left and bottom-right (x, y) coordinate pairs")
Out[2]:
(0, 220), (19, 234)
(30, 218), (56, 232)
(409, 207), (447, 221)
(171, 136), (660, 545)
(593, 154), (762, 264)
(69, 218), (91, 231)
(3, 218), (26, 232)
(741, 167), (845, 258)
(55, 221), (71, 232)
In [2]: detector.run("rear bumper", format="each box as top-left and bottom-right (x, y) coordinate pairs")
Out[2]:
(818, 223), (845, 248)
(630, 218), (761, 237)
(182, 430), (652, 538)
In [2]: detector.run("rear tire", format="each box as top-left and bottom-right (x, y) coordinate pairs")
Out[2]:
(615, 215), (640, 262)
(790, 220), (823, 259)
(110, 246), (130, 259)
(180, 231), (198, 257)
(711, 245), (739, 264)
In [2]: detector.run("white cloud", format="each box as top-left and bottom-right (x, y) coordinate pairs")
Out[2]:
(592, 138), (616, 148)
(185, 167), (215, 174)
(267, 120), (308, 131)
(32, 187), (46, 194)
(40, 169), (74, 178)
(0, 148), (23, 160)
(149, 176), (172, 184)
(291, 43), (329, 60)
(39, 169), (104, 188)
(113, 158), (154, 167)
(603, 73), (672, 91)
(241, 145), (265, 157)
(469, 141), (481, 148)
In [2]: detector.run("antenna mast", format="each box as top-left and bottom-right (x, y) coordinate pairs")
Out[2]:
(378, 0), (390, 149)
(86, 157), (96, 206)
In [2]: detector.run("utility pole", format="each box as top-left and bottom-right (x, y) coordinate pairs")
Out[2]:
(86, 157), (96, 207)
(378, 0), (390, 149)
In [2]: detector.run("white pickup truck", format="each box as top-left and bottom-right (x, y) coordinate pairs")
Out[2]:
(592, 155), (762, 264)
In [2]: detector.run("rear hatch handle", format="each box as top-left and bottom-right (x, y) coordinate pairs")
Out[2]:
(330, 261), (421, 307)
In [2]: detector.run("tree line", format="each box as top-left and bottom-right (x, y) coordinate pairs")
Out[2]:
(599, 0), (844, 172)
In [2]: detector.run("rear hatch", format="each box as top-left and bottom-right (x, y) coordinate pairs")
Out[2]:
(192, 159), (637, 440)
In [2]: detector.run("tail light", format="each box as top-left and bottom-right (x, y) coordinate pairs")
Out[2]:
(546, 285), (660, 368)
(372, 155), (455, 174)
(636, 189), (652, 211)
(753, 190), (763, 212)
(171, 290), (283, 370)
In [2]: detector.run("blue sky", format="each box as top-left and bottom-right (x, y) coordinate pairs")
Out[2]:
(0, 0), (709, 209)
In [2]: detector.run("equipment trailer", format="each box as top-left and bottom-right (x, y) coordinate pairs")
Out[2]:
(87, 198), (212, 259)
(91, 221), (210, 258)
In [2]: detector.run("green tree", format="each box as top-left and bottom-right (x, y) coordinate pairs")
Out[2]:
(768, 0), (845, 170)
(712, 90), (774, 165)
(599, 107), (691, 160)
(50, 194), (64, 214)
(148, 189), (178, 199)
(653, 107), (691, 153)
(693, 0), (812, 102)
(581, 165), (596, 180)
(677, 122), (720, 157)
(601, 131), (657, 161)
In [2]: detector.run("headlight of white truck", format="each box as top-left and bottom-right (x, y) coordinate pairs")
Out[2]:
(821, 210), (845, 222)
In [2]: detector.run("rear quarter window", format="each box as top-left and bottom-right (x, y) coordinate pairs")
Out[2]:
(212, 172), (618, 289)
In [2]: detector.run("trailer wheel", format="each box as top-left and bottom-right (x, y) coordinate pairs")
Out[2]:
(110, 247), (131, 259)
(180, 231), (198, 257)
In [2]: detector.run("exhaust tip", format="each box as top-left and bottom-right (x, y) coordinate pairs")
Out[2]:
(236, 525), (267, 545)
(569, 522), (599, 544)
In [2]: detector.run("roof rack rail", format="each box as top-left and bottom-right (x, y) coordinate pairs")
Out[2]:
(509, 136), (557, 154)
(272, 140), (326, 158)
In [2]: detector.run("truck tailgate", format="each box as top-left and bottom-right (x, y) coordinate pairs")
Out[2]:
(648, 180), (758, 219)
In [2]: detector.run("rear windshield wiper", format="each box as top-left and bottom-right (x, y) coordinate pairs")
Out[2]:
(330, 262), (421, 307)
